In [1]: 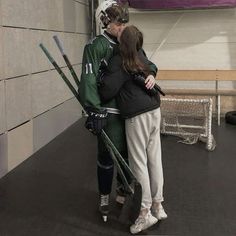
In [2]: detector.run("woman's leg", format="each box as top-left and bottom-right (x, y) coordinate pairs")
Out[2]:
(125, 114), (152, 210)
(147, 108), (164, 203)
(146, 108), (167, 219)
(126, 113), (159, 233)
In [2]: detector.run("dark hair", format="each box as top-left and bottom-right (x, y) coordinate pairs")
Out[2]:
(105, 4), (129, 25)
(119, 25), (150, 76)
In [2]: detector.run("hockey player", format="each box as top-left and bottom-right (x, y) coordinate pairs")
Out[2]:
(79, 0), (157, 222)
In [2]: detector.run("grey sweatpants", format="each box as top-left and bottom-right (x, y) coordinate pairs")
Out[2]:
(125, 107), (164, 210)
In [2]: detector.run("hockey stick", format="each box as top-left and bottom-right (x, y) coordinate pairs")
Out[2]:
(50, 36), (139, 187)
(40, 42), (141, 223)
(53, 35), (80, 88)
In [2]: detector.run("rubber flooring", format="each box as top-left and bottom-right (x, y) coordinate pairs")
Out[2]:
(0, 118), (236, 236)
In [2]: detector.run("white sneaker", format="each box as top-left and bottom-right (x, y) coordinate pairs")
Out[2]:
(130, 212), (158, 234)
(151, 203), (167, 220)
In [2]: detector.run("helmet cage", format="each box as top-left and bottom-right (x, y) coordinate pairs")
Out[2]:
(96, 1), (129, 29)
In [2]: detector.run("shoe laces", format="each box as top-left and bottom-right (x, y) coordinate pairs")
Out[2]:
(133, 216), (146, 228)
(153, 206), (164, 213)
(100, 194), (109, 206)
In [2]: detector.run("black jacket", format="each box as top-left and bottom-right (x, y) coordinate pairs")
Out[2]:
(98, 50), (160, 119)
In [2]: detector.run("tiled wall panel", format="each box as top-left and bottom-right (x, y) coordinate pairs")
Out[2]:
(30, 30), (51, 73)
(64, 33), (78, 65)
(2, 28), (30, 79)
(1, 0), (28, 27)
(48, 0), (64, 31)
(76, 2), (91, 34)
(76, 34), (89, 64)
(6, 76), (31, 130)
(63, 0), (76, 32)
(73, 64), (82, 81)
(31, 70), (75, 118)
(7, 121), (33, 171)
(49, 70), (74, 108)
(0, 134), (8, 178)
(0, 27), (3, 80)
(26, 0), (50, 30)
(0, 81), (6, 134)
(60, 33), (88, 66)
(31, 71), (54, 117)
(33, 98), (81, 153)
(61, 97), (81, 127)
(0, 0), (2, 25)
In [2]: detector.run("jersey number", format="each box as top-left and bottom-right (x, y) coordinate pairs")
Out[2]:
(85, 63), (93, 74)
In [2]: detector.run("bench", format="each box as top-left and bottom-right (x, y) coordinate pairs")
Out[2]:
(157, 70), (236, 125)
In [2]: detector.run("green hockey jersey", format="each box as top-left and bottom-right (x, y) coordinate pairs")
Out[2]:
(79, 33), (118, 110)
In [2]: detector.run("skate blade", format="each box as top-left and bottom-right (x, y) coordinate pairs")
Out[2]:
(102, 215), (107, 222)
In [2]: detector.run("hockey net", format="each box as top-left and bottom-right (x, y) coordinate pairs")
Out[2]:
(160, 97), (216, 151)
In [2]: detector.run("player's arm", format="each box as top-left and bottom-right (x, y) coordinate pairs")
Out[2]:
(79, 38), (108, 135)
(79, 38), (106, 109)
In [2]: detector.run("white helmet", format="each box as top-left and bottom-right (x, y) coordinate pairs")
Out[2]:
(95, 0), (128, 29)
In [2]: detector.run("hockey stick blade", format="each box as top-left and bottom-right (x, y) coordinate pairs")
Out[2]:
(119, 180), (142, 224)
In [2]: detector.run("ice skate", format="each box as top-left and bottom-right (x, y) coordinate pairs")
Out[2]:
(99, 194), (109, 222)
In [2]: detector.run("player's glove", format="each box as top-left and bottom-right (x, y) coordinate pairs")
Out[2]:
(85, 107), (108, 135)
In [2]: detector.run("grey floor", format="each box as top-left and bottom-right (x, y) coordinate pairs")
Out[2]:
(0, 118), (236, 236)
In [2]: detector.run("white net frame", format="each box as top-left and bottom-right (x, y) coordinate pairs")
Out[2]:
(160, 97), (216, 151)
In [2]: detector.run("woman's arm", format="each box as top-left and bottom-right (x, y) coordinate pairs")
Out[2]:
(98, 68), (125, 103)
(139, 49), (158, 89)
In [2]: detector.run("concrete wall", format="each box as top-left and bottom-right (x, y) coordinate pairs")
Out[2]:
(0, 0), (90, 178)
(129, 8), (236, 113)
